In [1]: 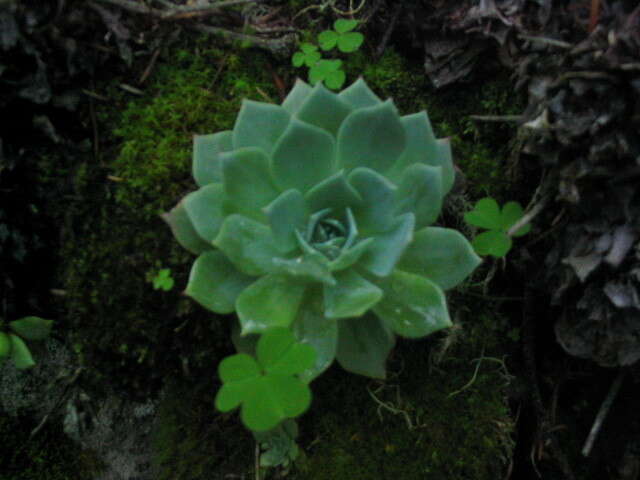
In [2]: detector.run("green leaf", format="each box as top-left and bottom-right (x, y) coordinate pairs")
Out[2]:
(271, 118), (336, 193)
(265, 189), (308, 253)
(328, 237), (373, 272)
(373, 271), (451, 338)
(324, 270), (382, 319)
(305, 170), (362, 214)
(214, 214), (282, 276)
(309, 60), (342, 86)
(324, 69), (346, 90)
(464, 198), (503, 230)
(282, 79), (313, 114)
(162, 199), (213, 255)
(257, 328), (316, 376)
(233, 100), (290, 154)
(292, 297), (338, 382)
(337, 100), (406, 173)
(236, 275), (307, 334)
(152, 269), (174, 291)
(9, 334), (35, 369)
(186, 251), (254, 314)
(334, 19), (358, 33)
(397, 227), (481, 290)
(337, 32), (364, 53)
(395, 164), (443, 229)
(295, 82), (352, 136)
(9, 316), (53, 341)
(359, 213), (414, 277)
(472, 230), (512, 257)
(183, 183), (227, 244)
(387, 112), (438, 179)
(215, 329), (315, 431)
(192, 131), (233, 187)
(348, 167), (397, 233)
(300, 42), (318, 54)
(318, 30), (338, 50)
(221, 147), (279, 216)
(336, 313), (395, 379)
(292, 51), (305, 67)
(434, 138), (455, 194)
(338, 77), (382, 109)
(272, 254), (335, 285)
(0, 332), (11, 357)
(502, 201), (530, 236)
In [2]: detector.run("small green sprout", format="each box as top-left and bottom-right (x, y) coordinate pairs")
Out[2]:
(464, 198), (531, 257)
(152, 268), (174, 291)
(215, 328), (316, 432)
(318, 19), (364, 53)
(292, 43), (321, 68)
(0, 316), (53, 369)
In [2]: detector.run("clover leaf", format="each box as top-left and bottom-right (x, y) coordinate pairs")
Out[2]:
(309, 59), (345, 90)
(292, 43), (321, 68)
(318, 19), (364, 53)
(215, 328), (316, 431)
(464, 198), (531, 257)
(152, 268), (174, 291)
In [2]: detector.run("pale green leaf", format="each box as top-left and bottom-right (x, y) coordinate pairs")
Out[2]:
(186, 251), (254, 314)
(337, 100), (406, 173)
(395, 163), (443, 228)
(264, 189), (308, 253)
(324, 270), (382, 319)
(387, 112), (438, 180)
(271, 118), (336, 193)
(295, 82), (352, 136)
(282, 79), (313, 114)
(373, 271), (451, 338)
(359, 213), (414, 277)
(305, 170), (362, 214)
(232, 100), (290, 154)
(336, 313), (395, 379)
(192, 131), (232, 187)
(397, 227), (481, 290)
(162, 199), (214, 255)
(328, 237), (373, 272)
(338, 78), (382, 109)
(236, 275), (307, 334)
(183, 183), (227, 244)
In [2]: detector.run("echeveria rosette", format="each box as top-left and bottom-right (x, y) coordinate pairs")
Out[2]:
(164, 78), (481, 382)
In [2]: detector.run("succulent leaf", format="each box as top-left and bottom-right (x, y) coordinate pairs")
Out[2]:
(183, 183), (227, 244)
(186, 250), (254, 314)
(295, 83), (352, 136)
(324, 270), (382, 319)
(222, 148), (279, 217)
(336, 313), (395, 379)
(237, 275), (307, 334)
(233, 100), (290, 154)
(338, 78), (382, 109)
(373, 271), (451, 338)
(162, 199), (213, 255)
(395, 163), (443, 228)
(192, 131), (232, 187)
(348, 167), (397, 234)
(359, 213), (415, 277)
(271, 118), (336, 192)
(258, 328), (316, 376)
(282, 79), (313, 114)
(337, 100), (406, 173)
(305, 170), (362, 214)
(398, 227), (481, 290)
(214, 214), (282, 276)
(265, 189), (308, 253)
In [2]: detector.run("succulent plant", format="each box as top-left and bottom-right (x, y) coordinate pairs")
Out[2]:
(164, 78), (481, 429)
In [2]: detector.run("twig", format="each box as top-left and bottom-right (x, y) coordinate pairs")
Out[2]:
(159, 0), (256, 19)
(518, 34), (572, 49)
(582, 371), (625, 457)
(469, 114), (523, 122)
(507, 197), (548, 237)
(139, 47), (161, 84)
(375, 4), (402, 59)
(93, 0), (160, 15)
(191, 23), (292, 54)
(448, 346), (485, 398)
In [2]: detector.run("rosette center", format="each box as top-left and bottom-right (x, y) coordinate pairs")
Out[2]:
(305, 208), (358, 260)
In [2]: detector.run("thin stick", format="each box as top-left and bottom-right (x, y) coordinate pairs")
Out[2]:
(582, 371), (625, 457)
(507, 197), (548, 237)
(518, 34), (572, 49)
(469, 114), (523, 122)
(93, 0), (160, 15)
(160, 0), (256, 19)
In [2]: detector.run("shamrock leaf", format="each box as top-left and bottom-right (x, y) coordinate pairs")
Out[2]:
(464, 198), (530, 257)
(309, 59), (346, 90)
(152, 268), (174, 291)
(292, 43), (321, 68)
(215, 328), (316, 431)
(318, 19), (364, 53)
